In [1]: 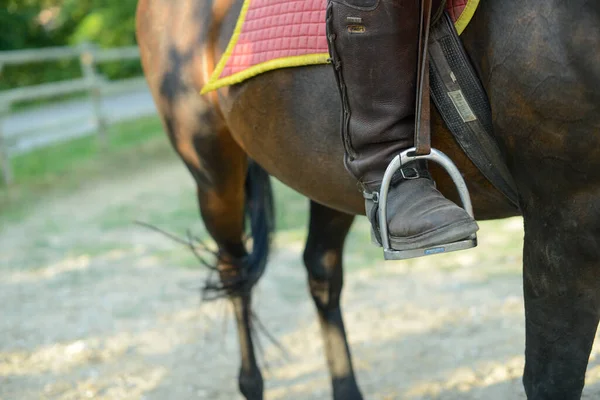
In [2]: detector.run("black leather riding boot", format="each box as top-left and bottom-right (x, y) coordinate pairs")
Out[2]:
(326, 0), (479, 250)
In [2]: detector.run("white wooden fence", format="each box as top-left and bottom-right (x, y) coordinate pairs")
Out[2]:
(0, 43), (153, 185)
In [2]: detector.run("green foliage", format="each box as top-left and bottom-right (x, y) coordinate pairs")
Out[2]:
(61, 0), (139, 47)
(0, 3), (50, 51)
(0, 0), (142, 91)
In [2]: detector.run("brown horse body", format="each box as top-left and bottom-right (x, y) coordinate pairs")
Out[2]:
(136, 0), (600, 398)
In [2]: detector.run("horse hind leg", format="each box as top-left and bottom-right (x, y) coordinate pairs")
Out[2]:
(303, 201), (363, 400)
(161, 100), (273, 399)
(136, 4), (270, 397)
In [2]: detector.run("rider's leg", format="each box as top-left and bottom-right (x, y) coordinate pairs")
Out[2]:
(326, 0), (479, 250)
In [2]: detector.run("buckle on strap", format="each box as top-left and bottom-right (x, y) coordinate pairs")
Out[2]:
(363, 190), (379, 204)
(400, 167), (420, 180)
(363, 166), (421, 204)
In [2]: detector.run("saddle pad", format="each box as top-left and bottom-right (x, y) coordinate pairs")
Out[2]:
(201, 0), (480, 94)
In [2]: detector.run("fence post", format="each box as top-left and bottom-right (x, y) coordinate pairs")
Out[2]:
(79, 42), (108, 149)
(0, 102), (13, 186)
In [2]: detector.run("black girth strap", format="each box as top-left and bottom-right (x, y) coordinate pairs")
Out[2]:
(428, 12), (521, 209)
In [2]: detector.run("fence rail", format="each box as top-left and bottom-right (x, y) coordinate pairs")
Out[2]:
(0, 45), (140, 65)
(0, 43), (152, 186)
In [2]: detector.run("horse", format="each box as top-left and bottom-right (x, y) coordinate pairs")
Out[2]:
(135, 0), (600, 398)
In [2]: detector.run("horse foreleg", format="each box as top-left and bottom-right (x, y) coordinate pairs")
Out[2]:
(522, 206), (600, 400)
(302, 201), (363, 400)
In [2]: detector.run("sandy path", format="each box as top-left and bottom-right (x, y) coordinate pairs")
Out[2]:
(2, 160), (600, 400)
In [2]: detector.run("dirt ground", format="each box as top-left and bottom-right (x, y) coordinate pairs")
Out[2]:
(2, 160), (600, 400)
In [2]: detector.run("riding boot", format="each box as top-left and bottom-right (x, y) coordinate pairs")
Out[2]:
(326, 0), (479, 250)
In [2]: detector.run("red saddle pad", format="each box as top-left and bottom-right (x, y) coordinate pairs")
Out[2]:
(202, 0), (480, 94)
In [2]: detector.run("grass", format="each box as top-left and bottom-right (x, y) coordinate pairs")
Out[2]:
(0, 112), (320, 243)
(0, 112), (525, 277)
(0, 115), (176, 224)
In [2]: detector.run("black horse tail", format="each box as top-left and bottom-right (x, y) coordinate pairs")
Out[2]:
(194, 159), (274, 300)
(135, 161), (274, 300)
(241, 159), (275, 290)
(184, 160), (275, 300)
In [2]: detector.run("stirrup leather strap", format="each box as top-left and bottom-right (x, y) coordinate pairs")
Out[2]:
(415, 0), (434, 156)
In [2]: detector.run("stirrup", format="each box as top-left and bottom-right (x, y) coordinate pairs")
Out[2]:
(378, 147), (478, 260)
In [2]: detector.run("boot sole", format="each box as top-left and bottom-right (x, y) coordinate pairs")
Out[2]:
(373, 219), (479, 251)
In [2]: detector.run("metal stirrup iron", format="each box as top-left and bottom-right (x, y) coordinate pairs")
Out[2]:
(377, 0), (477, 260)
(378, 148), (478, 260)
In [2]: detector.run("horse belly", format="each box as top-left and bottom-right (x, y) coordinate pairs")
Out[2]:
(220, 67), (519, 220)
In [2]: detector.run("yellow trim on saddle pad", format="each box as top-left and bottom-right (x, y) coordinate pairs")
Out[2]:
(201, 0), (480, 94)
(454, 0), (480, 35)
(201, 53), (330, 94)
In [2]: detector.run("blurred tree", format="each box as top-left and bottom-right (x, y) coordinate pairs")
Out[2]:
(0, 0), (57, 51)
(59, 0), (138, 47)
(0, 0), (141, 92)
(58, 0), (141, 79)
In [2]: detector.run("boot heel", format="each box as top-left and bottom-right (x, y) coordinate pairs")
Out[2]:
(370, 227), (383, 247)
(363, 196), (383, 247)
